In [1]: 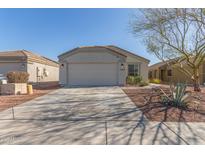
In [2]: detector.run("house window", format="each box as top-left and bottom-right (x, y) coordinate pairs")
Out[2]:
(128, 64), (140, 76)
(167, 69), (172, 76)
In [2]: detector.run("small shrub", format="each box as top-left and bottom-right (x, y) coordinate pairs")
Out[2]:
(7, 71), (29, 83)
(138, 81), (149, 87)
(133, 76), (142, 84)
(149, 78), (161, 84)
(126, 76), (134, 85)
(126, 75), (142, 85)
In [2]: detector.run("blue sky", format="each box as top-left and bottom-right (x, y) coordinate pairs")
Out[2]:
(0, 9), (159, 65)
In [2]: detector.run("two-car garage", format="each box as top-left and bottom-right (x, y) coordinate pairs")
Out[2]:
(67, 63), (118, 86)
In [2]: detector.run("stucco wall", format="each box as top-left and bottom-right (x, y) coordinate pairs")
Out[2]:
(171, 64), (204, 85)
(59, 48), (126, 85)
(149, 62), (205, 85)
(27, 62), (59, 83)
(62, 48), (125, 63)
(0, 62), (26, 76)
(149, 69), (160, 79)
(59, 63), (67, 85)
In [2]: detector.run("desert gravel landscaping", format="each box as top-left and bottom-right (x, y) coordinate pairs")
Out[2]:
(122, 85), (205, 122)
(0, 85), (60, 112)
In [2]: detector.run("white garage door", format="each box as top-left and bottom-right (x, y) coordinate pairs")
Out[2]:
(68, 63), (118, 86)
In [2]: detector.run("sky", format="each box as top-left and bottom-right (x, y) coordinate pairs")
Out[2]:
(0, 9), (159, 65)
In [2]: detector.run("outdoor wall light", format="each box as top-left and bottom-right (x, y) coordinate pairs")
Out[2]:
(120, 63), (125, 70)
(61, 63), (64, 68)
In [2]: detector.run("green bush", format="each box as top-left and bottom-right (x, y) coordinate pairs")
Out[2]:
(126, 75), (142, 85)
(149, 78), (161, 84)
(7, 71), (29, 83)
(126, 76), (133, 85)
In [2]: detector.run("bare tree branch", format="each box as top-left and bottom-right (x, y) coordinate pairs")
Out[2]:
(131, 8), (205, 91)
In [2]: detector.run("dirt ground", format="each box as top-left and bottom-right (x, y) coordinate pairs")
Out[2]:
(122, 86), (205, 122)
(0, 85), (60, 112)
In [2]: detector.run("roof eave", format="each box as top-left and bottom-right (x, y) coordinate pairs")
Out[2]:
(58, 47), (79, 60)
(107, 46), (150, 63)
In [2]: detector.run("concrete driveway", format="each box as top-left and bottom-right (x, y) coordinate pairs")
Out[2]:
(0, 86), (202, 144)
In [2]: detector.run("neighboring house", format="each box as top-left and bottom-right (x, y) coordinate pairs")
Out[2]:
(149, 60), (205, 85)
(58, 45), (149, 86)
(0, 50), (59, 84)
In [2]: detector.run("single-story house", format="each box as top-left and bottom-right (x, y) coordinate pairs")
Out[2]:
(149, 60), (205, 85)
(0, 50), (59, 83)
(58, 45), (150, 86)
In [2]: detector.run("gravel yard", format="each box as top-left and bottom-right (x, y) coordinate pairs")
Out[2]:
(0, 85), (59, 111)
(122, 85), (205, 122)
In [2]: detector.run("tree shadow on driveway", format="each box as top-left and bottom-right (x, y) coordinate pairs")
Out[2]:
(0, 86), (205, 144)
(0, 104), (203, 144)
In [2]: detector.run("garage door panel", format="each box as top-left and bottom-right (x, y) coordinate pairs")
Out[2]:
(68, 63), (118, 86)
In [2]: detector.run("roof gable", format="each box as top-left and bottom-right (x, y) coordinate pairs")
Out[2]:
(0, 50), (26, 58)
(149, 58), (179, 70)
(106, 46), (150, 63)
(58, 46), (126, 60)
(0, 50), (59, 67)
(58, 45), (150, 63)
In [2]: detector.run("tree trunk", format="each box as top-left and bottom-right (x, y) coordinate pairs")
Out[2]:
(192, 68), (201, 92)
(193, 78), (201, 91)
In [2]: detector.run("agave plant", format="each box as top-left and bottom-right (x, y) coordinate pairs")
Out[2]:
(162, 83), (190, 108)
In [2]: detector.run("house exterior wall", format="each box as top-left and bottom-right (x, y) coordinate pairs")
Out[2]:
(61, 47), (124, 63)
(149, 61), (205, 85)
(59, 47), (149, 86)
(0, 62), (26, 76)
(149, 65), (172, 82)
(59, 63), (67, 85)
(170, 63), (204, 84)
(170, 65), (193, 84)
(59, 47), (127, 86)
(27, 62), (59, 83)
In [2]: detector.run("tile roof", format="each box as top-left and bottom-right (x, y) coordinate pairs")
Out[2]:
(0, 50), (59, 67)
(149, 59), (177, 69)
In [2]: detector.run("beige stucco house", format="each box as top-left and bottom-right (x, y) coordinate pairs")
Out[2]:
(149, 60), (205, 85)
(58, 45), (150, 86)
(0, 50), (59, 84)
